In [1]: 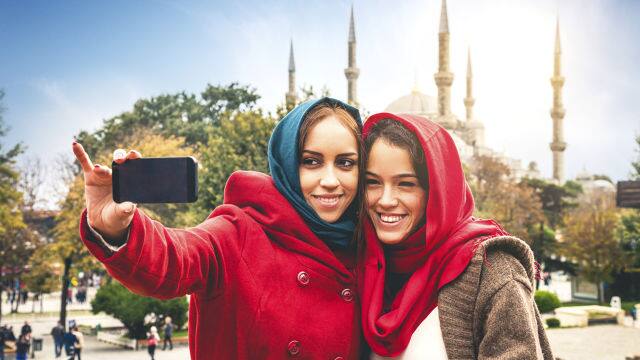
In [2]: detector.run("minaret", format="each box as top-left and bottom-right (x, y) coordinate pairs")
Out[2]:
(550, 18), (566, 184)
(344, 5), (359, 106)
(434, 0), (455, 128)
(285, 40), (297, 110)
(464, 47), (475, 121)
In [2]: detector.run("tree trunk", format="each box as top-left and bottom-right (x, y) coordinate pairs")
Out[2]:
(59, 257), (72, 330)
(12, 288), (20, 313)
(40, 292), (44, 313)
(598, 281), (605, 304)
(32, 293), (36, 313)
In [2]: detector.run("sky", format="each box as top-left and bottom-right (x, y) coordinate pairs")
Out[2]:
(1, 0), (639, 204)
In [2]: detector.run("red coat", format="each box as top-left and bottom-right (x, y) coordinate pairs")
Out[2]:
(80, 171), (362, 359)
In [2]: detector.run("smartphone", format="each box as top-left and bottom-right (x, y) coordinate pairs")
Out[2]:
(112, 157), (198, 204)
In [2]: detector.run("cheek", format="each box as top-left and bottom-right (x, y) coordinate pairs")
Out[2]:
(340, 170), (359, 193)
(298, 168), (314, 194)
(365, 188), (380, 208)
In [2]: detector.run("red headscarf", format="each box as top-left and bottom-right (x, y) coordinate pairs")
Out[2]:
(359, 113), (508, 356)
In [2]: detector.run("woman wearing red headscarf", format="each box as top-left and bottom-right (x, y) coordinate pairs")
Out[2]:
(359, 113), (553, 359)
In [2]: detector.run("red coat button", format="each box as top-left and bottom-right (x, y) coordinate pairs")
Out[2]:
(288, 340), (301, 357)
(297, 271), (310, 286)
(334, 357), (345, 360)
(341, 288), (354, 302)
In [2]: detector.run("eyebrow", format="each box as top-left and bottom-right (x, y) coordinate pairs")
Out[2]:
(302, 150), (358, 157)
(366, 171), (418, 179)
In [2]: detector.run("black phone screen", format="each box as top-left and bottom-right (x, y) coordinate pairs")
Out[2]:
(112, 157), (198, 204)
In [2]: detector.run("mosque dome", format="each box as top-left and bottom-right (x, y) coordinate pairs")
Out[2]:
(385, 90), (437, 116)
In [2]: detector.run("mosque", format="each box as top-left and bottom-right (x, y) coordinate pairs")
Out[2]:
(284, 0), (567, 184)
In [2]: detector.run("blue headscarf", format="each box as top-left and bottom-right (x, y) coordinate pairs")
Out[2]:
(268, 97), (362, 249)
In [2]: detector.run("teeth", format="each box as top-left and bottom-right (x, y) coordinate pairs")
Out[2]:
(316, 196), (340, 206)
(380, 214), (403, 223)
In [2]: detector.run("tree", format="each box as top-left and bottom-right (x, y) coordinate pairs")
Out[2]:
(561, 189), (631, 303)
(75, 83), (260, 159)
(50, 131), (196, 328)
(632, 135), (640, 180)
(22, 245), (59, 312)
(0, 89), (30, 322)
(467, 155), (544, 240)
(91, 282), (188, 339)
(195, 110), (275, 219)
(524, 178), (582, 229)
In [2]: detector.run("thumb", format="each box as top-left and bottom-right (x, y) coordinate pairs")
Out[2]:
(116, 201), (137, 217)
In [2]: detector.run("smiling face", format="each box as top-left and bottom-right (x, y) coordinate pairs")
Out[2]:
(366, 139), (427, 245)
(299, 115), (359, 223)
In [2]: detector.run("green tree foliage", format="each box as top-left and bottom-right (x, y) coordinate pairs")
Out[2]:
(195, 110), (276, 218)
(0, 89), (31, 322)
(92, 282), (188, 339)
(561, 190), (632, 303)
(467, 155), (545, 240)
(524, 178), (582, 229)
(632, 135), (640, 180)
(75, 83), (259, 159)
(618, 209), (640, 269)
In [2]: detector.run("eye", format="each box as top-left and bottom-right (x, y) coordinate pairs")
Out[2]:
(336, 158), (356, 169)
(366, 178), (380, 186)
(301, 157), (321, 167)
(399, 181), (418, 187)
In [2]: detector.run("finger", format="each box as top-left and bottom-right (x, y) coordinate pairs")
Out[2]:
(126, 149), (142, 160)
(72, 142), (94, 173)
(116, 201), (137, 216)
(113, 149), (127, 164)
(93, 164), (112, 177)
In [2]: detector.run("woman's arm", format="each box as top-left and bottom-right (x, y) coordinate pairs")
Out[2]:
(476, 250), (554, 360)
(80, 207), (237, 299)
(477, 279), (548, 359)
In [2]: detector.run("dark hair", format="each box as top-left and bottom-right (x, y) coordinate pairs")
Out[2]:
(364, 119), (429, 190)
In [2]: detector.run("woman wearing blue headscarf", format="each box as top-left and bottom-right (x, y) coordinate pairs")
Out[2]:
(73, 98), (364, 359)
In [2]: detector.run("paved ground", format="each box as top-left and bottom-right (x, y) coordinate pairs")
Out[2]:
(3, 289), (640, 360)
(547, 324), (640, 360)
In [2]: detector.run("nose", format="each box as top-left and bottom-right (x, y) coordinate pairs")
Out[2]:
(377, 186), (398, 208)
(319, 166), (339, 189)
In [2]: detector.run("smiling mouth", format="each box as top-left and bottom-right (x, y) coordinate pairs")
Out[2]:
(377, 213), (407, 224)
(312, 194), (343, 207)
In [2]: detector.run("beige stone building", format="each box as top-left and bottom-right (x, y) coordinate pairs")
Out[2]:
(285, 0), (571, 182)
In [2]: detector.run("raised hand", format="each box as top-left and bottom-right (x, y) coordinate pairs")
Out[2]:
(72, 142), (141, 242)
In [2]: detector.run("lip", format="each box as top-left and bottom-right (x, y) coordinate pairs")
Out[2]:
(311, 194), (344, 209)
(374, 212), (408, 229)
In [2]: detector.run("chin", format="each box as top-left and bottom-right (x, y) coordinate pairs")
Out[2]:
(376, 232), (406, 245)
(317, 212), (341, 223)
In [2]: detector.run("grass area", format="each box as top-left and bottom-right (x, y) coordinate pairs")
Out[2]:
(172, 329), (188, 338)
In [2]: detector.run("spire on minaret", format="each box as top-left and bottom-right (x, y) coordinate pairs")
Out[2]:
(550, 16), (567, 184)
(434, 0), (455, 128)
(349, 5), (356, 43)
(344, 5), (360, 106)
(285, 39), (297, 110)
(464, 47), (475, 121)
(288, 39), (295, 72)
(439, 0), (449, 34)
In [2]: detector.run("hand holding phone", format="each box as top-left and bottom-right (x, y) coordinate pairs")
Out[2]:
(72, 143), (139, 242)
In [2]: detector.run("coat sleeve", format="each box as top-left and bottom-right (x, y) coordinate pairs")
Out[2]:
(79, 207), (239, 299)
(476, 279), (551, 360)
